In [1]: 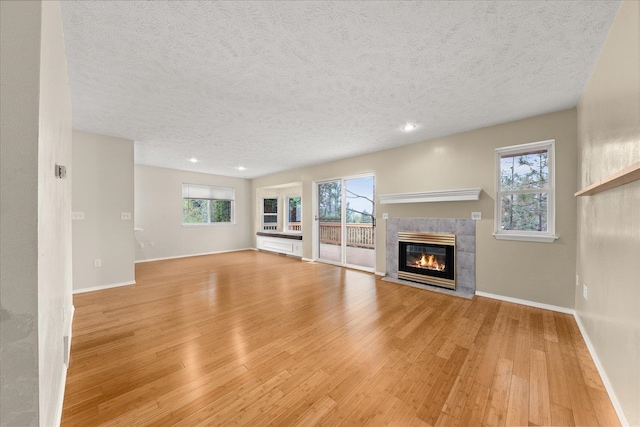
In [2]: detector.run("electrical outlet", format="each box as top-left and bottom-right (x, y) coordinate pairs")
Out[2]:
(149, 242), (155, 248)
(93, 259), (101, 268)
(471, 212), (482, 220)
(139, 243), (145, 249)
(71, 212), (84, 220)
(382, 213), (389, 220)
(583, 284), (588, 300)
(121, 212), (132, 220)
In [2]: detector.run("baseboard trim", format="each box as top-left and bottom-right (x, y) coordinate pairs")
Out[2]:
(73, 281), (136, 294)
(375, 271), (386, 277)
(574, 313), (629, 426)
(302, 257), (315, 262)
(135, 248), (253, 264)
(474, 291), (575, 315)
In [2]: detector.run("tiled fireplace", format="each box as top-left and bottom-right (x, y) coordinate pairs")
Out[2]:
(385, 218), (476, 298)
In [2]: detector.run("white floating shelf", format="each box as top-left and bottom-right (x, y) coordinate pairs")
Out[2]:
(378, 188), (482, 204)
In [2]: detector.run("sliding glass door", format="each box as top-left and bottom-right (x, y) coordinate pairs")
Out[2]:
(317, 175), (375, 271)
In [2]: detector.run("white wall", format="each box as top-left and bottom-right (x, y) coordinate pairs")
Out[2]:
(252, 109), (578, 309)
(1, 1), (73, 425)
(72, 131), (135, 292)
(576, 1), (639, 425)
(135, 165), (252, 261)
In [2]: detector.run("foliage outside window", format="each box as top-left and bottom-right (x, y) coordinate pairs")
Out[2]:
(494, 140), (555, 242)
(287, 196), (302, 232)
(262, 198), (278, 230)
(182, 183), (234, 225)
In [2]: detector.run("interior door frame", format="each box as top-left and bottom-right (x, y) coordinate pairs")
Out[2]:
(313, 173), (376, 272)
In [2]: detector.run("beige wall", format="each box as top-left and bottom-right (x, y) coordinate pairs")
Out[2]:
(0, 1), (73, 425)
(135, 165), (253, 261)
(252, 108), (578, 308)
(72, 131), (135, 292)
(576, 1), (639, 425)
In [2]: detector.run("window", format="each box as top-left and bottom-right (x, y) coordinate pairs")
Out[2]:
(494, 140), (556, 242)
(287, 196), (302, 232)
(182, 183), (234, 225)
(262, 198), (278, 230)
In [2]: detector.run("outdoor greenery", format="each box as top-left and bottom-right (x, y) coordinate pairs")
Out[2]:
(288, 196), (302, 222)
(318, 181), (373, 224)
(500, 151), (548, 232)
(183, 199), (232, 224)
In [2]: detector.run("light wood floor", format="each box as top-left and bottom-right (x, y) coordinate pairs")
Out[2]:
(62, 250), (619, 426)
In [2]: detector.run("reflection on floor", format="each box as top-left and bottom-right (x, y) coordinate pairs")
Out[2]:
(319, 243), (375, 269)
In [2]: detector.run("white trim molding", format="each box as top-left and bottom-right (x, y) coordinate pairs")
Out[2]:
(135, 248), (253, 264)
(379, 188), (481, 204)
(493, 233), (558, 243)
(73, 280), (136, 294)
(55, 304), (75, 427)
(574, 313), (630, 426)
(475, 291), (574, 314)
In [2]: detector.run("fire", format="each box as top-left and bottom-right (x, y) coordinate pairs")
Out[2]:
(415, 253), (445, 271)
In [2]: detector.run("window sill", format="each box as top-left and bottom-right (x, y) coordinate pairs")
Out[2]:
(493, 233), (557, 243)
(182, 223), (235, 227)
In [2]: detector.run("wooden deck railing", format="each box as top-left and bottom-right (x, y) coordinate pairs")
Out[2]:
(319, 222), (374, 248)
(288, 222), (302, 232)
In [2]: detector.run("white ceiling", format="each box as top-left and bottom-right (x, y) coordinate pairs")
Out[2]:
(60, 1), (620, 179)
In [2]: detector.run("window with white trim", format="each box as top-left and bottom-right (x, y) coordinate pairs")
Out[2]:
(182, 183), (234, 225)
(286, 196), (302, 232)
(494, 140), (556, 242)
(262, 198), (278, 231)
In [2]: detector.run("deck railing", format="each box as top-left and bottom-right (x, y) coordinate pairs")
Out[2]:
(319, 222), (374, 248)
(288, 222), (302, 232)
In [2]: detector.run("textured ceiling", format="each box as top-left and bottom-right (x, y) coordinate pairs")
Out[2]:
(60, 1), (620, 179)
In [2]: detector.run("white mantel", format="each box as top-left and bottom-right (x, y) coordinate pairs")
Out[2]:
(378, 188), (481, 204)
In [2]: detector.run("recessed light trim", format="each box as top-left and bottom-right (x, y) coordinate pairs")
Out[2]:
(402, 123), (417, 132)
(189, 158), (198, 163)
(236, 166), (247, 171)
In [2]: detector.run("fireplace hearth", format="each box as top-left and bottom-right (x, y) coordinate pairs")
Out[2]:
(398, 232), (455, 289)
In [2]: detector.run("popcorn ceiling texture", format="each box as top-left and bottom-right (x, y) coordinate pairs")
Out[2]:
(60, 1), (620, 178)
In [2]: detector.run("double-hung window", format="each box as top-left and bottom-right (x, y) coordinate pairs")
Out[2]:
(182, 183), (234, 225)
(494, 140), (556, 242)
(262, 198), (278, 231)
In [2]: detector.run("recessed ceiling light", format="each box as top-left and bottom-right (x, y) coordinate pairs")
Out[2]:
(189, 158), (198, 163)
(402, 123), (417, 132)
(236, 166), (246, 171)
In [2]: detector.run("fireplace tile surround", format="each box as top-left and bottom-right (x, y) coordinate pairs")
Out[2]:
(385, 218), (476, 299)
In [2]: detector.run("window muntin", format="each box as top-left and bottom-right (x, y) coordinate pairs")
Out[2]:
(495, 140), (555, 242)
(182, 184), (234, 225)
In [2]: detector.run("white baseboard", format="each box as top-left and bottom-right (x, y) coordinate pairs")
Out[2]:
(574, 313), (629, 426)
(135, 248), (253, 264)
(73, 280), (136, 294)
(474, 291), (575, 315)
(375, 271), (386, 277)
(302, 257), (315, 262)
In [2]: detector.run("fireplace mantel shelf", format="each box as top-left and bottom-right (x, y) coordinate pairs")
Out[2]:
(378, 188), (481, 204)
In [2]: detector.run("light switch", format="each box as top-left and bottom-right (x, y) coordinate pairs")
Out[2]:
(382, 213), (389, 219)
(471, 212), (482, 221)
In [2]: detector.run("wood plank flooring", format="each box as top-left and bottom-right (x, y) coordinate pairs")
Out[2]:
(62, 250), (619, 426)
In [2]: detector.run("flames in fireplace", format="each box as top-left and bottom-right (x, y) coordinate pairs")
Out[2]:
(414, 253), (446, 271)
